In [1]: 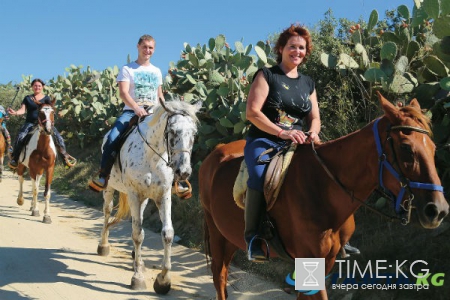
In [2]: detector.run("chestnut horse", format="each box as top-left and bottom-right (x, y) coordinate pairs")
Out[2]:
(15, 99), (57, 224)
(199, 93), (449, 300)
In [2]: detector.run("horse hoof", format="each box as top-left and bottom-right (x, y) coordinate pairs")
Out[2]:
(17, 198), (24, 206)
(153, 278), (171, 295)
(97, 244), (110, 256)
(131, 277), (147, 290)
(31, 210), (40, 217)
(43, 216), (52, 224)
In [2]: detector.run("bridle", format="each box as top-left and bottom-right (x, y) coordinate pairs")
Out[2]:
(372, 118), (443, 224)
(38, 106), (55, 133)
(311, 118), (444, 225)
(137, 110), (193, 167)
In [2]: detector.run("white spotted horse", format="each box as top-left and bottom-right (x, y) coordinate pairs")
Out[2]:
(15, 98), (57, 224)
(96, 98), (201, 295)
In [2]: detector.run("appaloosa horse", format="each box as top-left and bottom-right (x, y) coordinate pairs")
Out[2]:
(96, 99), (200, 295)
(199, 93), (449, 300)
(15, 99), (57, 224)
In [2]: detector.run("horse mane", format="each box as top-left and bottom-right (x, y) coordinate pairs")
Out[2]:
(153, 100), (200, 125)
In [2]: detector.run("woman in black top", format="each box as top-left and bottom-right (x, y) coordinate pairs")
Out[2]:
(243, 24), (321, 262)
(7, 79), (76, 168)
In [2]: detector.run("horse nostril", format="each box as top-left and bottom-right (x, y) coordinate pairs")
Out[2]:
(424, 203), (439, 221)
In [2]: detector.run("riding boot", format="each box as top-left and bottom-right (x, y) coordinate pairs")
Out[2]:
(244, 187), (268, 262)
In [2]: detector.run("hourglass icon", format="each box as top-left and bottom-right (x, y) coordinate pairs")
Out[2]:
(302, 261), (319, 286)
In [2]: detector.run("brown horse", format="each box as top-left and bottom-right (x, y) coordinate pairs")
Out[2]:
(0, 120), (5, 182)
(15, 99), (57, 224)
(199, 93), (449, 300)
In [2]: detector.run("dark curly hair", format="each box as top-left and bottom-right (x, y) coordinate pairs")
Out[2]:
(274, 24), (313, 64)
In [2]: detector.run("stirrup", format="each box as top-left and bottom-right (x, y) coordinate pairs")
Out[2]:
(64, 155), (77, 168)
(8, 160), (18, 169)
(173, 180), (192, 199)
(247, 235), (270, 263)
(88, 175), (108, 193)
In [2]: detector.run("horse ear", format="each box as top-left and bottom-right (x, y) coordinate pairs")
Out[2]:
(50, 96), (57, 107)
(377, 91), (400, 123)
(409, 98), (421, 110)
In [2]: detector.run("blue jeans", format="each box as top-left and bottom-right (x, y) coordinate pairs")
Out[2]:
(244, 136), (286, 192)
(100, 110), (135, 176)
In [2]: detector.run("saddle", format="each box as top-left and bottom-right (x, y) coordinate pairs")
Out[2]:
(233, 143), (297, 211)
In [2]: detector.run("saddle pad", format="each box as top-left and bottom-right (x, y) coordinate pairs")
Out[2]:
(233, 143), (296, 211)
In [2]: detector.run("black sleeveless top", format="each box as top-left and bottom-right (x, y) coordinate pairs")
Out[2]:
(21, 95), (52, 123)
(247, 65), (315, 139)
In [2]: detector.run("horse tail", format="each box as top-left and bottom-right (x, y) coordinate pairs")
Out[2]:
(107, 192), (131, 229)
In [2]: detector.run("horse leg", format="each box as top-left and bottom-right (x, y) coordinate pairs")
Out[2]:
(153, 194), (173, 295)
(30, 174), (42, 217)
(129, 194), (148, 290)
(204, 212), (237, 300)
(97, 186), (115, 256)
(17, 166), (25, 206)
(42, 167), (54, 224)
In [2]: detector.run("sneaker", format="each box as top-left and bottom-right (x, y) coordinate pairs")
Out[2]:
(344, 242), (360, 255)
(172, 180), (192, 199)
(89, 176), (107, 192)
(8, 159), (18, 169)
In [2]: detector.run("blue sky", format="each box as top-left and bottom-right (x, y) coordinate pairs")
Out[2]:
(1, 0), (412, 85)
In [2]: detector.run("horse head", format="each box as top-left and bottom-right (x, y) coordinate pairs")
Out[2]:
(377, 92), (449, 228)
(37, 97), (56, 136)
(161, 100), (201, 181)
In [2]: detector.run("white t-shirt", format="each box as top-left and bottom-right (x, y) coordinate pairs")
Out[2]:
(116, 61), (163, 111)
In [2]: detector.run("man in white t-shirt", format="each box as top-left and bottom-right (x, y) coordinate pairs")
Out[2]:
(90, 34), (163, 191)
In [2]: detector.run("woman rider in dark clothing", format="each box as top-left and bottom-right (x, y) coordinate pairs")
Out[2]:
(7, 78), (76, 168)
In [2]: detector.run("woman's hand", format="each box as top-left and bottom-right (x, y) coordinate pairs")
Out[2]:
(7, 108), (15, 115)
(279, 129), (309, 144)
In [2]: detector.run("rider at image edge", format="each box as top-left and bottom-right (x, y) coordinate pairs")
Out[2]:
(7, 79), (77, 169)
(88, 34), (188, 194)
(0, 105), (13, 158)
(243, 24), (360, 263)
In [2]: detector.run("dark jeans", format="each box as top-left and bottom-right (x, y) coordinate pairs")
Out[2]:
(12, 122), (67, 161)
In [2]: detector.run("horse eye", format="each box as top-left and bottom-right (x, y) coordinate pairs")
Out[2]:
(400, 143), (414, 162)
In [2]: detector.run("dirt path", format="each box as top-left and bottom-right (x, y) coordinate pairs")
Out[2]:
(0, 169), (294, 300)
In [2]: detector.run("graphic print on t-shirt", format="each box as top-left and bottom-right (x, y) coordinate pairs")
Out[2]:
(134, 71), (160, 101)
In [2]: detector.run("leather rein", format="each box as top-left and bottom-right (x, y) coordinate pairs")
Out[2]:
(136, 108), (192, 167)
(311, 118), (444, 225)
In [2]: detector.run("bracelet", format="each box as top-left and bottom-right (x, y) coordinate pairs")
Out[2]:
(277, 129), (284, 138)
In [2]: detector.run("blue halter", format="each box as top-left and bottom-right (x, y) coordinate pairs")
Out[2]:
(373, 118), (444, 217)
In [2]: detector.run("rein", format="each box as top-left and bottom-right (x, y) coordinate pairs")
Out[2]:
(311, 118), (444, 225)
(136, 109), (192, 167)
